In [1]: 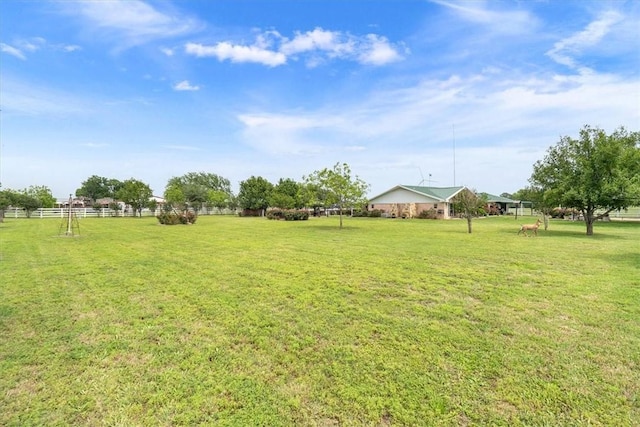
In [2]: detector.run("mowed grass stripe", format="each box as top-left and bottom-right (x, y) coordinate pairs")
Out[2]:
(0, 216), (638, 426)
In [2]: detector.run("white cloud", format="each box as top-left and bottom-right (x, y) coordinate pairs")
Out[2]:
(59, 0), (202, 49)
(173, 80), (200, 91)
(185, 27), (404, 67)
(280, 28), (353, 56)
(185, 42), (287, 67)
(358, 34), (405, 65)
(1, 38), (82, 59)
(233, 68), (638, 195)
(160, 47), (175, 56)
(0, 43), (26, 60)
(1, 77), (92, 116)
(546, 10), (623, 72)
(61, 44), (81, 52)
(18, 37), (46, 52)
(430, 0), (538, 34)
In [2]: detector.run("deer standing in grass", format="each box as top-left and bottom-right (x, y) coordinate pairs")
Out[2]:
(518, 218), (543, 237)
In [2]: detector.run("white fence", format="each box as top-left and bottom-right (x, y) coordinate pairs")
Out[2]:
(3, 207), (236, 219)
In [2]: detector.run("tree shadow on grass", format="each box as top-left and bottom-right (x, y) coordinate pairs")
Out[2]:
(310, 225), (362, 231)
(538, 229), (623, 240)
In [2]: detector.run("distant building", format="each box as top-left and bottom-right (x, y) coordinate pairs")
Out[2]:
(368, 185), (466, 219)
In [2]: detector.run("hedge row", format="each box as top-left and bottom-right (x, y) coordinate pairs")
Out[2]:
(266, 209), (309, 221)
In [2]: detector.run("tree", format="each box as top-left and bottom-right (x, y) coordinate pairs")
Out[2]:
(238, 176), (274, 215)
(452, 188), (487, 234)
(183, 184), (208, 216)
(512, 186), (553, 230)
(16, 193), (42, 218)
(167, 172), (232, 194)
(24, 185), (56, 208)
(115, 179), (152, 217)
(148, 199), (158, 215)
(207, 189), (229, 213)
(304, 162), (370, 229)
(530, 125), (640, 235)
(164, 184), (186, 212)
(166, 172), (234, 216)
(76, 175), (123, 202)
(269, 178), (303, 209)
(0, 188), (17, 222)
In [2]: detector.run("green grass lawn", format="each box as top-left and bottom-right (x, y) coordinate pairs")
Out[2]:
(1, 215), (638, 426)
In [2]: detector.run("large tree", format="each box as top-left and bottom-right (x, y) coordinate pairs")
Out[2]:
(166, 172), (233, 215)
(305, 162), (370, 229)
(167, 172), (232, 194)
(452, 188), (487, 234)
(530, 125), (640, 235)
(238, 176), (274, 214)
(76, 175), (123, 202)
(116, 179), (153, 217)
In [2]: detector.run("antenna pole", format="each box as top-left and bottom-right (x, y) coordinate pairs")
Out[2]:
(452, 125), (456, 186)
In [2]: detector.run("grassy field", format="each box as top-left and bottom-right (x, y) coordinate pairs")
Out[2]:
(0, 215), (638, 426)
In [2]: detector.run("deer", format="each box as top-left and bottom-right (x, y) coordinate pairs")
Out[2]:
(518, 218), (542, 237)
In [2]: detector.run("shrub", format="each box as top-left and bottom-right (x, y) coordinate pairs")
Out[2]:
(157, 211), (197, 225)
(267, 209), (309, 221)
(417, 208), (438, 219)
(267, 210), (285, 220)
(368, 209), (383, 218)
(284, 210), (309, 221)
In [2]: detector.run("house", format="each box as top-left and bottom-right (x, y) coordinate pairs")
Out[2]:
(368, 185), (466, 219)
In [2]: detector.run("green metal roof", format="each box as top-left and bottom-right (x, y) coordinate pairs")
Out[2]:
(481, 193), (516, 203)
(400, 185), (465, 201)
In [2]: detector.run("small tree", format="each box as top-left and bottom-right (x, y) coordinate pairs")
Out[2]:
(238, 176), (274, 215)
(148, 199), (158, 215)
(452, 188), (487, 234)
(116, 179), (153, 218)
(17, 194), (42, 218)
(512, 186), (554, 230)
(24, 185), (56, 208)
(108, 201), (122, 217)
(183, 184), (208, 216)
(530, 125), (640, 235)
(305, 162), (370, 229)
(207, 189), (229, 213)
(0, 188), (17, 222)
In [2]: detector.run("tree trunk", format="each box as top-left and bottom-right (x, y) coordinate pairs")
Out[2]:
(586, 216), (594, 235)
(467, 216), (472, 233)
(585, 208), (595, 235)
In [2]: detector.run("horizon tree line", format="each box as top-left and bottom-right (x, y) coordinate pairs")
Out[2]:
(2, 125), (639, 234)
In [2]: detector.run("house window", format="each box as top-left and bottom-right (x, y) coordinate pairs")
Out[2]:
(433, 204), (438, 209)
(371, 204), (374, 209)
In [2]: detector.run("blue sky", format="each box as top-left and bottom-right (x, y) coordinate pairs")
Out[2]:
(1, 0), (638, 199)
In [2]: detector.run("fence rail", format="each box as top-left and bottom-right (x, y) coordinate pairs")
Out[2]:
(2, 207), (236, 219)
